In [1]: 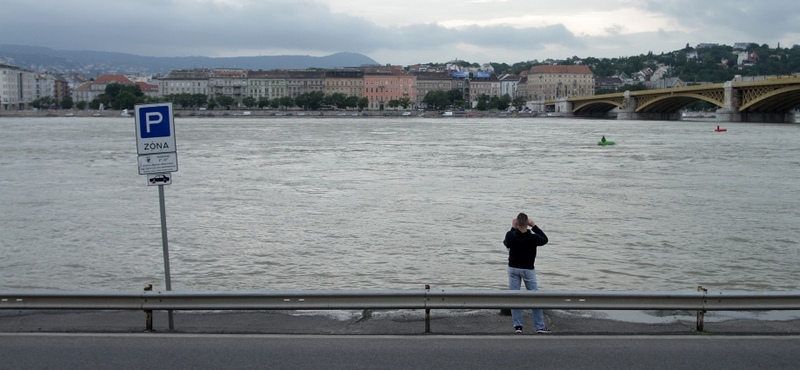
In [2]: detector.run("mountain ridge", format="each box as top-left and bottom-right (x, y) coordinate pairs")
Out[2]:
(0, 44), (380, 76)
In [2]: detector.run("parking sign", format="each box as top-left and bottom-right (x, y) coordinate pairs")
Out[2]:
(135, 103), (176, 155)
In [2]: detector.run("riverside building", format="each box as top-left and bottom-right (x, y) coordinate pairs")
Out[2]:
(324, 70), (364, 98)
(158, 69), (210, 96)
(526, 65), (595, 101)
(0, 63), (36, 110)
(363, 67), (416, 111)
(247, 70), (288, 101)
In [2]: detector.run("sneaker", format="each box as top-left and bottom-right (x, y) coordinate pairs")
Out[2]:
(514, 326), (523, 334)
(536, 327), (552, 334)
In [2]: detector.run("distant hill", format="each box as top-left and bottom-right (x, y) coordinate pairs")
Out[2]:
(0, 44), (379, 76)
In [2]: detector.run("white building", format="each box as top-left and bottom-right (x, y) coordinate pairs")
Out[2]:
(499, 74), (520, 98)
(0, 63), (37, 110)
(208, 68), (248, 105)
(36, 73), (57, 100)
(72, 74), (134, 104)
(247, 70), (288, 100)
(158, 69), (210, 96)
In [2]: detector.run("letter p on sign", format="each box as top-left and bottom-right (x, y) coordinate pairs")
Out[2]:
(145, 112), (164, 133)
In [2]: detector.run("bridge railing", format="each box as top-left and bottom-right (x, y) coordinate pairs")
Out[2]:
(3, 289), (800, 332)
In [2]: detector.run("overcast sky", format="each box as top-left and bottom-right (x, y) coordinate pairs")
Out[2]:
(4, 0), (799, 65)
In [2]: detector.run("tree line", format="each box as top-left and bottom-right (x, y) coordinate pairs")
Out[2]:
(421, 89), (525, 111)
(47, 83), (528, 112)
(488, 43), (800, 83)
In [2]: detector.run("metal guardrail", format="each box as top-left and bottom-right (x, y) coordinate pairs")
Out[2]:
(3, 289), (800, 332)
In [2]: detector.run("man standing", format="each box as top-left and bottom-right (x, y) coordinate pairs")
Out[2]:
(504, 212), (551, 334)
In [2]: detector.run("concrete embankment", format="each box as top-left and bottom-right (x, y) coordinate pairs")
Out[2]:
(0, 109), (545, 119)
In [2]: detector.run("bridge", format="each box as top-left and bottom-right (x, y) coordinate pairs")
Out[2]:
(548, 77), (800, 123)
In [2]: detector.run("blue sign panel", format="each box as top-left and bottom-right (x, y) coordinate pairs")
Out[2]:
(135, 103), (176, 155)
(138, 105), (172, 138)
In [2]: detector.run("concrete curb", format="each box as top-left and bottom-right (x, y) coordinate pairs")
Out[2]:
(2, 309), (799, 335)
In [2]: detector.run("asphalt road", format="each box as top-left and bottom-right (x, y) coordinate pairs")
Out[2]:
(3, 309), (800, 369)
(2, 333), (800, 370)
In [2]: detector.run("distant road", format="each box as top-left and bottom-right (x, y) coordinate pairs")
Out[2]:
(3, 333), (800, 370)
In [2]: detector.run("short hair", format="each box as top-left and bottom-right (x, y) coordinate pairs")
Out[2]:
(516, 213), (528, 226)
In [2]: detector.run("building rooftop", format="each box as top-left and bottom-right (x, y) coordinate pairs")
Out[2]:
(529, 65), (593, 74)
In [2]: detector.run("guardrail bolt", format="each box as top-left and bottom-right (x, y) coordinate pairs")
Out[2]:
(424, 285), (431, 333)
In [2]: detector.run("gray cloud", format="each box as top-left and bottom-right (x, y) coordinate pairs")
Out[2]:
(643, 0), (800, 42)
(3, 0), (584, 59)
(2, 0), (798, 65)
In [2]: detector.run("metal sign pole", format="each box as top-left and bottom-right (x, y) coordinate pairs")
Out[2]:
(158, 184), (174, 330)
(136, 102), (178, 331)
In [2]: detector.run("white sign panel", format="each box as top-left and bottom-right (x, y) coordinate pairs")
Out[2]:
(147, 173), (172, 186)
(138, 152), (178, 175)
(135, 103), (176, 155)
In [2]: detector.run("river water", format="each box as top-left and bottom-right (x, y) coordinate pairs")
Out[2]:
(1, 116), (799, 297)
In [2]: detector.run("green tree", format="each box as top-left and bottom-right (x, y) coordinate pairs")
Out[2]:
(241, 96), (257, 108)
(92, 83), (144, 110)
(60, 97), (74, 110)
(496, 94), (512, 111)
(422, 90), (450, 110)
(278, 96), (295, 110)
(511, 96), (526, 111)
(31, 96), (57, 109)
(398, 97), (412, 109)
(307, 91), (325, 110)
(295, 91), (323, 110)
(490, 62), (511, 75)
(164, 93), (188, 108)
(215, 95), (235, 109)
(475, 96), (488, 111)
(257, 96), (270, 109)
(75, 101), (88, 110)
(192, 93), (208, 108)
(446, 89), (463, 104)
(323, 92), (347, 109)
(345, 96), (360, 109)
(357, 97), (369, 110)
(112, 91), (139, 110)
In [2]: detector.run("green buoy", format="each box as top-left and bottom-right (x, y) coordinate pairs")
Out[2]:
(598, 135), (616, 146)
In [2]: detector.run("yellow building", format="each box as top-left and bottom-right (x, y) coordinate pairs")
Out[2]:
(526, 65), (595, 101)
(324, 70), (364, 98)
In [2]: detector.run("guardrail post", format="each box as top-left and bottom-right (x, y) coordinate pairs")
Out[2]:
(697, 286), (707, 332)
(424, 285), (431, 333)
(144, 284), (153, 332)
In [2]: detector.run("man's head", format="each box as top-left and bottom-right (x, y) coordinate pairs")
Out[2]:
(516, 213), (528, 227)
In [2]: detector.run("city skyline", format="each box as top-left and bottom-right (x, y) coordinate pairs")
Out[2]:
(2, 0), (799, 66)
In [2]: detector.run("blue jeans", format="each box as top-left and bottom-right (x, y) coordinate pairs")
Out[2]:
(507, 266), (545, 330)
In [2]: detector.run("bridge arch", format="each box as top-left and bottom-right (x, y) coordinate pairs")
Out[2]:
(739, 84), (800, 112)
(564, 79), (799, 122)
(572, 99), (623, 114)
(635, 91), (724, 113)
